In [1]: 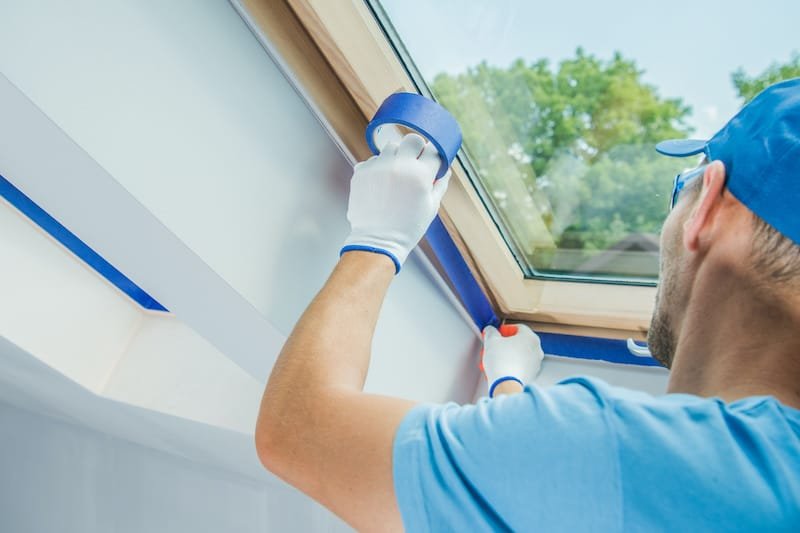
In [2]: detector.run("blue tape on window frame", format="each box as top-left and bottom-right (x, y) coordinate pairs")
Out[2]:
(538, 332), (661, 367)
(425, 216), (500, 329)
(423, 214), (660, 367)
(0, 174), (167, 312)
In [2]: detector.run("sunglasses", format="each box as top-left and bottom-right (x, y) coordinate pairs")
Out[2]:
(670, 164), (709, 210)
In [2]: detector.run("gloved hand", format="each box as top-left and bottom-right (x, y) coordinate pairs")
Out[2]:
(340, 133), (451, 274)
(481, 324), (544, 397)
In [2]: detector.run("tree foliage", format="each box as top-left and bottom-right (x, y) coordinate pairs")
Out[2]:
(732, 51), (800, 103)
(431, 49), (692, 264)
(430, 49), (800, 275)
(432, 48), (692, 178)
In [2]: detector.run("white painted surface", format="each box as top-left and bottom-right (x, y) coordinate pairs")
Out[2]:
(0, 335), (267, 482)
(0, 198), (142, 393)
(0, 0), (351, 336)
(0, 0), (481, 403)
(0, 72), (286, 382)
(0, 401), (267, 533)
(103, 315), (264, 434)
(0, 336), (352, 532)
(0, 196), (265, 433)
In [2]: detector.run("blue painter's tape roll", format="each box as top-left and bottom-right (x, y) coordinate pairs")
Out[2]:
(366, 92), (463, 178)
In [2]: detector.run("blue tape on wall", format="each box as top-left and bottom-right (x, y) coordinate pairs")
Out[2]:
(425, 216), (500, 329)
(0, 175), (167, 312)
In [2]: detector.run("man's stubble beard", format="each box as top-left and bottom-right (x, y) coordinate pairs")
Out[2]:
(648, 223), (683, 369)
(648, 283), (677, 368)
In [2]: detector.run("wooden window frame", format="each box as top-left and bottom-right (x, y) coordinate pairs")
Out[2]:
(239, 0), (655, 341)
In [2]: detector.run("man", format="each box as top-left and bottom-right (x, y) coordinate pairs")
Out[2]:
(255, 79), (800, 531)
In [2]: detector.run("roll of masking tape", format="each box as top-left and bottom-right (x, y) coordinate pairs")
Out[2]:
(366, 92), (463, 179)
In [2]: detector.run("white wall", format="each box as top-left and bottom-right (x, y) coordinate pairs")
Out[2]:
(0, 0), (482, 403)
(0, 198), (143, 393)
(0, 401), (275, 533)
(0, 1), (479, 530)
(0, 0), (353, 335)
(0, 336), (353, 532)
(0, 197), (270, 435)
(102, 315), (264, 434)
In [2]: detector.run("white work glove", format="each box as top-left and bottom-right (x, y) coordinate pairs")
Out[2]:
(340, 133), (451, 274)
(481, 324), (544, 397)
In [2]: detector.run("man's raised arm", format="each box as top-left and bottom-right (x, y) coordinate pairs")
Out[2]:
(254, 134), (448, 531)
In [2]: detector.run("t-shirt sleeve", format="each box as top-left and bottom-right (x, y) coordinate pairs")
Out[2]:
(392, 377), (622, 532)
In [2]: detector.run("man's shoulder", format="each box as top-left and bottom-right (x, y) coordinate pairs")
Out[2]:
(523, 375), (800, 438)
(522, 375), (659, 409)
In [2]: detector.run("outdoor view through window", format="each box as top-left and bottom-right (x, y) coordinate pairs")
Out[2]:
(371, 0), (800, 283)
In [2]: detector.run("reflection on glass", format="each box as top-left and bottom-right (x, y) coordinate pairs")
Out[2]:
(371, 0), (800, 283)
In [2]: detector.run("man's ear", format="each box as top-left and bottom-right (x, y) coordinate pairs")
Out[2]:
(683, 160), (727, 252)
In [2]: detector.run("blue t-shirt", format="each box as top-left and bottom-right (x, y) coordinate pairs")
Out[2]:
(393, 377), (800, 532)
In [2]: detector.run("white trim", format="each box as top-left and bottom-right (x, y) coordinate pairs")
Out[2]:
(0, 73), (285, 381)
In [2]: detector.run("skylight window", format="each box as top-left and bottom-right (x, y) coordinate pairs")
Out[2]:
(369, 0), (800, 284)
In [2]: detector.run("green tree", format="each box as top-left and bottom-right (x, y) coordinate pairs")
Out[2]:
(430, 49), (692, 269)
(432, 48), (691, 178)
(732, 51), (800, 103)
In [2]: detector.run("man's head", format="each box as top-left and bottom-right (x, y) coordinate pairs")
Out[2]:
(648, 78), (800, 368)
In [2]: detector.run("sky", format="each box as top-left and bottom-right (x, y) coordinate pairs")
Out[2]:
(378, 0), (799, 138)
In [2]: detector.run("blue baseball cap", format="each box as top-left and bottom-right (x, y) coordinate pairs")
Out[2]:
(656, 77), (800, 245)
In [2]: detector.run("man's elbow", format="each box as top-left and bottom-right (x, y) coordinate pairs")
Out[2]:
(254, 399), (291, 475)
(254, 398), (327, 500)
(254, 394), (316, 477)
(254, 419), (279, 474)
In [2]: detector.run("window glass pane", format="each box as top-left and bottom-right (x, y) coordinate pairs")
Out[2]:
(370, 0), (800, 284)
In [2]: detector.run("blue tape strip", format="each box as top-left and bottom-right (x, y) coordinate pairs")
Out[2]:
(538, 332), (662, 367)
(0, 174), (167, 312)
(366, 92), (462, 179)
(425, 216), (500, 329)
(424, 214), (659, 366)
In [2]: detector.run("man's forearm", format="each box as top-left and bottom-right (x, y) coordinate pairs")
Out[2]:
(256, 250), (397, 459)
(254, 135), (451, 530)
(266, 250), (395, 393)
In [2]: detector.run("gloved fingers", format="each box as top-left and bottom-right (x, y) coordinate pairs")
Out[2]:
(353, 154), (379, 171)
(482, 324), (501, 347)
(431, 170), (451, 204)
(482, 324), (499, 337)
(417, 139), (442, 176)
(396, 133), (427, 159)
(381, 141), (400, 157)
(515, 324), (543, 347)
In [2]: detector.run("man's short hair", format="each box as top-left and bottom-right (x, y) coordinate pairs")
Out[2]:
(751, 215), (800, 287)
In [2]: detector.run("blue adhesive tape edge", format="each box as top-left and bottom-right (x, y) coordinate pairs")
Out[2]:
(423, 215), (659, 367)
(366, 92), (462, 179)
(538, 332), (662, 367)
(0, 174), (168, 312)
(426, 216), (500, 329)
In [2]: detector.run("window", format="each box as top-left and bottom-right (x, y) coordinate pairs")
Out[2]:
(246, 0), (800, 335)
(370, 0), (800, 284)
